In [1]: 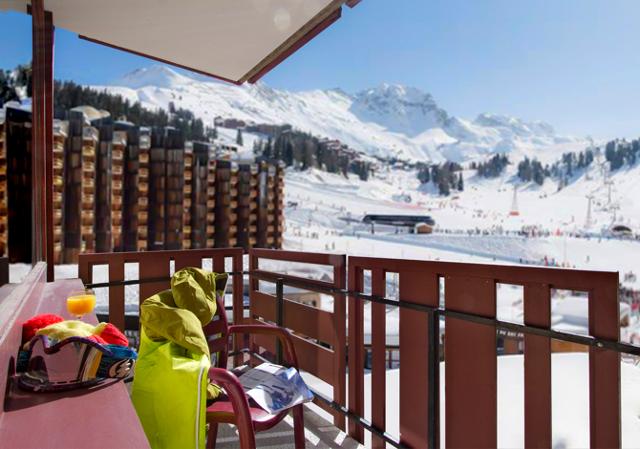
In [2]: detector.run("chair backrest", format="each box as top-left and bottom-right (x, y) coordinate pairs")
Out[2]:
(203, 293), (230, 368)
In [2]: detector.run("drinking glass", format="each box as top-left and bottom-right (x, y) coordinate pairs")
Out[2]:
(66, 289), (96, 319)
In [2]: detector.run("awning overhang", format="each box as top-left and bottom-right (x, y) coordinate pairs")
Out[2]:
(2, 0), (360, 84)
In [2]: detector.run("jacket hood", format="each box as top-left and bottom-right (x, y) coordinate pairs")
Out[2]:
(171, 267), (228, 326)
(140, 268), (228, 356)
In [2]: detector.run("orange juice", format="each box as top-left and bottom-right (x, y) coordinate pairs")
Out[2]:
(66, 293), (96, 317)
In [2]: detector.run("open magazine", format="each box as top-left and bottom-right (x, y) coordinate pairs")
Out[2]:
(237, 362), (314, 414)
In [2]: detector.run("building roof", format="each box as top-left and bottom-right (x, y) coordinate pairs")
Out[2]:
(2, 0), (359, 84)
(362, 214), (436, 227)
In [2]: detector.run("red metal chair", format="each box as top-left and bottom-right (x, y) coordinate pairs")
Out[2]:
(205, 295), (305, 449)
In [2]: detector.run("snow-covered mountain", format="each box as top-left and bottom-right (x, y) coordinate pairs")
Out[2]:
(90, 65), (585, 163)
(351, 83), (449, 137)
(113, 66), (196, 90)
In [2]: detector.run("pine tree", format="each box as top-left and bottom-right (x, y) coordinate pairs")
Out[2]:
(431, 165), (439, 184)
(252, 140), (261, 156)
(585, 149), (594, 166)
(302, 141), (315, 169)
(476, 154), (509, 178)
(417, 166), (430, 184)
(457, 172), (464, 191)
(265, 136), (273, 158)
(0, 70), (19, 105)
(518, 158), (532, 182)
(14, 64), (32, 98)
(532, 160), (545, 185)
(284, 141), (294, 166)
(438, 180), (450, 196)
(236, 128), (244, 146)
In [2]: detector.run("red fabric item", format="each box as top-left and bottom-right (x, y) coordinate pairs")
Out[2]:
(86, 335), (108, 345)
(98, 323), (129, 347)
(22, 314), (64, 343)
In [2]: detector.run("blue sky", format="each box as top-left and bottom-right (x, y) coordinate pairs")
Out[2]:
(1, 0), (639, 139)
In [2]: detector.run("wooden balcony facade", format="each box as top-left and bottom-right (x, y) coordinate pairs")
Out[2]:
(0, 109), (286, 262)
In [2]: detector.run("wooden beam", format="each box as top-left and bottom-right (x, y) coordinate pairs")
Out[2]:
(31, 0), (45, 270)
(77, 35), (243, 86)
(31, 0), (55, 281)
(246, 6), (342, 84)
(44, 10), (54, 281)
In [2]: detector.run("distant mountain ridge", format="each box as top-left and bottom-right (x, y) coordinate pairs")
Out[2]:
(113, 66), (196, 89)
(90, 65), (585, 163)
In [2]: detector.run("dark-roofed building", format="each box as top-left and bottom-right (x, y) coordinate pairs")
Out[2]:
(362, 214), (435, 227)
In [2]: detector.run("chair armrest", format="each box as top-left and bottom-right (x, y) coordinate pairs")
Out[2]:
(208, 368), (256, 448)
(227, 324), (299, 367)
(208, 368), (247, 404)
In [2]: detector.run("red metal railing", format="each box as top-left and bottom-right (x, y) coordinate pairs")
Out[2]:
(347, 257), (438, 448)
(78, 248), (244, 331)
(348, 256), (620, 448)
(248, 248), (347, 430)
(77, 248), (626, 448)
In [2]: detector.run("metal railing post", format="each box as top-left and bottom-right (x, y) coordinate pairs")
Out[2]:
(276, 277), (284, 364)
(427, 309), (440, 449)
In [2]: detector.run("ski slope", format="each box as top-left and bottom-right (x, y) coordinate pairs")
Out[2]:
(283, 163), (640, 281)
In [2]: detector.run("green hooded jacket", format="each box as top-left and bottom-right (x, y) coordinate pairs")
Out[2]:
(132, 267), (228, 449)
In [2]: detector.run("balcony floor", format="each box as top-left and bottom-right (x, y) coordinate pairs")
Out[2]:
(213, 405), (363, 448)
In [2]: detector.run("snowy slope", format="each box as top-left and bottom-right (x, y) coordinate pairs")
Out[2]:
(90, 65), (586, 163)
(285, 150), (640, 237)
(283, 158), (640, 293)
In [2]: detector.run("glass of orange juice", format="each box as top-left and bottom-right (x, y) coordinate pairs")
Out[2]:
(66, 289), (96, 319)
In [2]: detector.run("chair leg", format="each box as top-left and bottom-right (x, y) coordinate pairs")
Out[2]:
(206, 422), (218, 449)
(209, 368), (256, 449)
(293, 405), (305, 449)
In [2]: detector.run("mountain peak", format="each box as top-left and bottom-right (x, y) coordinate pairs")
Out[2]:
(351, 83), (448, 137)
(113, 65), (195, 89)
(360, 83), (435, 104)
(474, 113), (555, 137)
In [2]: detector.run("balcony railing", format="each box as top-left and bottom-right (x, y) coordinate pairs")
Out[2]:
(78, 248), (639, 448)
(78, 248), (244, 332)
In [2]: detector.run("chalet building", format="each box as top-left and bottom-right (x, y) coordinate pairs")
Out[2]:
(320, 138), (361, 162)
(216, 141), (240, 156)
(220, 118), (247, 130)
(362, 214), (436, 227)
(245, 123), (292, 136)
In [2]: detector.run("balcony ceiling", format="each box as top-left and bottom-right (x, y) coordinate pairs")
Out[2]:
(2, 0), (355, 84)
